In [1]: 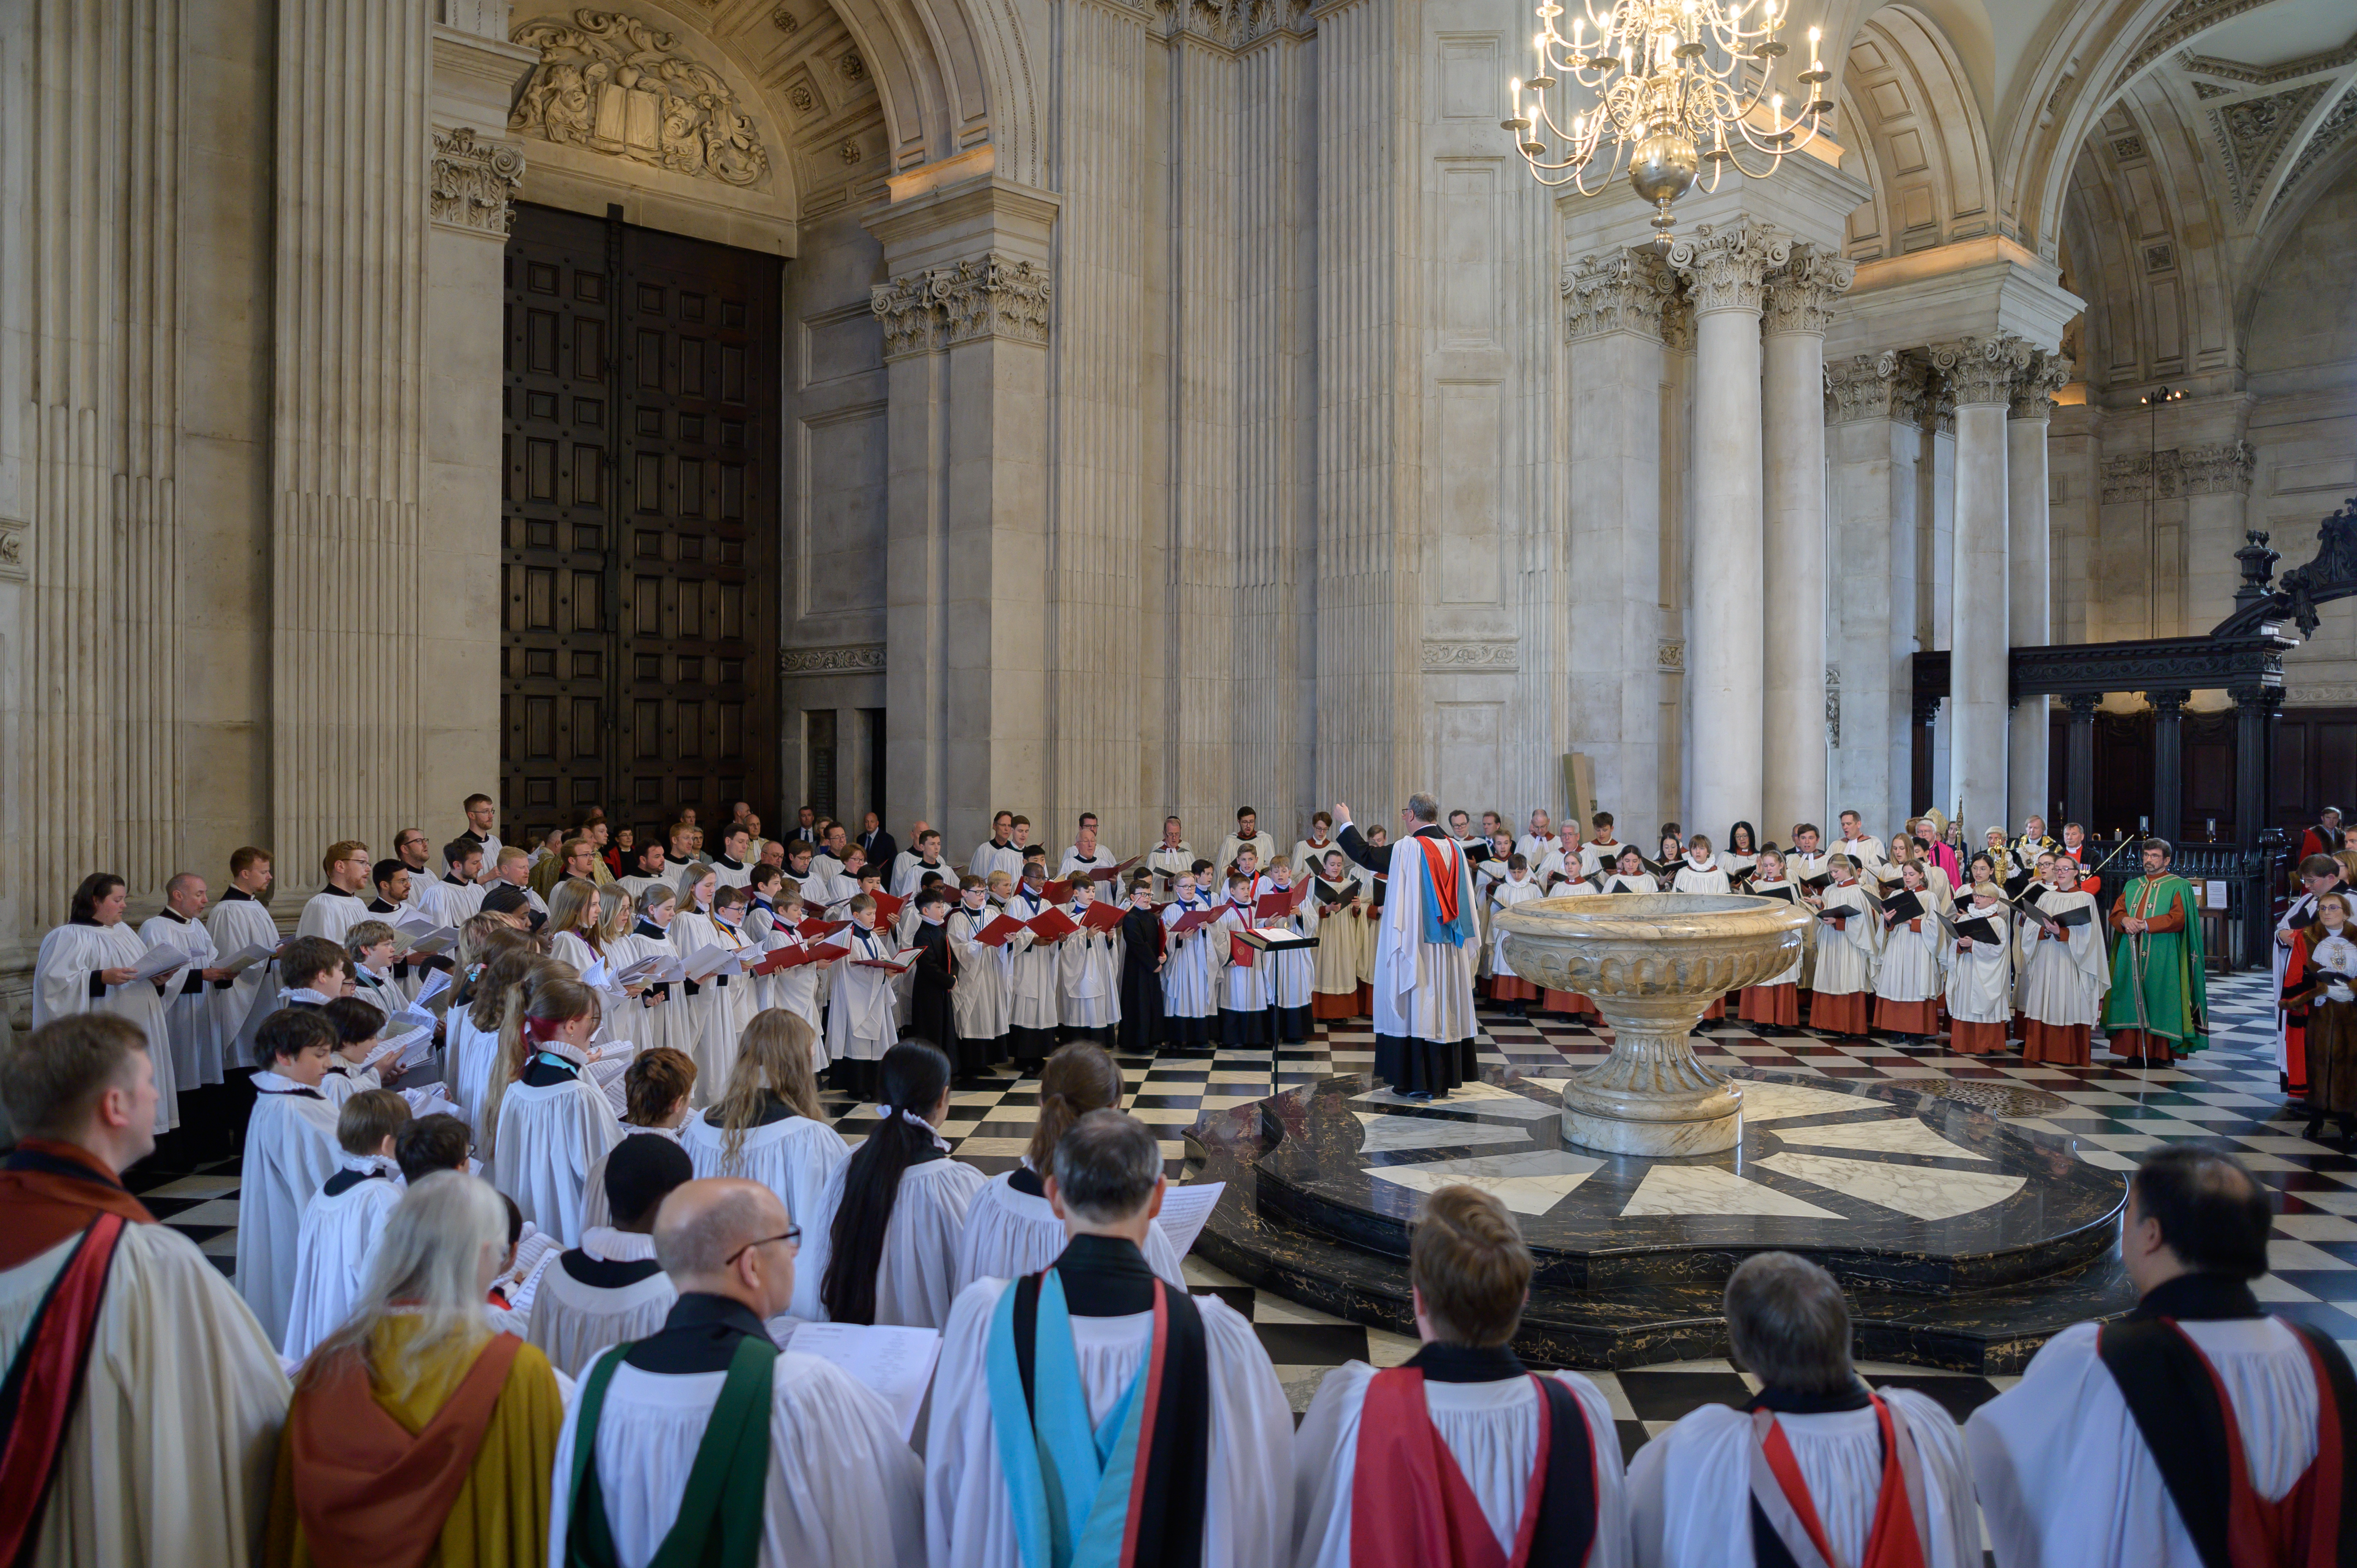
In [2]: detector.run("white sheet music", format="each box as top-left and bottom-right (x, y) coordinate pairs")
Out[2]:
(782, 1322), (943, 1441)
(413, 969), (454, 1009)
(127, 944), (188, 983)
(217, 943), (275, 975)
(1154, 1180), (1225, 1258)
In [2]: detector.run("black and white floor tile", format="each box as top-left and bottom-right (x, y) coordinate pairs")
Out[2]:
(129, 969), (2349, 1449)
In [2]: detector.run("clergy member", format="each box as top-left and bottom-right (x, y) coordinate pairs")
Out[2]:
(0, 1013), (290, 1568)
(1336, 794), (1481, 1099)
(2106, 838), (2209, 1064)
(1629, 1252), (1980, 1566)
(1291, 1183), (1629, 1567)
(1968, 1145), (2357, 1566)
(925, 1109), (1294, 1566)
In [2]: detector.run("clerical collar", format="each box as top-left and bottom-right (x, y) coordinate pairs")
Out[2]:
(623, 1292), (771, 1374)
(716, 854), (744, 871)
(1405, 1341), (1527, 1384)
(635, 920), (667, 940)
(1054, 1232), (1156, 1316)
(367, 897), (397, 913)
(322, 884), (361, 900)
(153, 907), (187, 926)
(223, 887), (256, 902)
(2130, 1271), (2264, 1323)
(1748, 1380), (1874, 1415)
(5, 1139), (130, 1192)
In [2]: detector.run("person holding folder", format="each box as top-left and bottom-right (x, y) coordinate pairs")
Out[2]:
(1159, 869), (1220, 1049)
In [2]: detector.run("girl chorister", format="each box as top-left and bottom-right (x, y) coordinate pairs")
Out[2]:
(1160, 870), (1220, 1049)
(1736, 849), (1803, 1031)
(1308, 852), (1363, 1023)
(1604, 845), (1658, 895)
(1871, 860), (1945, 1040)
(2015, 856), (2107, 1066)
(1809, 854), (1880, 1039)
(1670, 835), (1730, 895)
(1488, 855), (1545, 1017)
(1944, 854), (2014, 1056)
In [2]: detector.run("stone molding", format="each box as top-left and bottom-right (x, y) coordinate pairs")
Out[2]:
(2287, 684), (2357, 707)
(1422, 639), (1519, 672)
(1929, 334), (2034, 407)
(2182, 439), (2259, 495)
(1657, 640), (1685, 671)
(780, 642), (885, 675)
(1823, 350), (1921, 425)
(870, 252), (1052, 359)
(429, 126), (526, 236)
(1562, 250), (1675, 342)
(2101, 441), (2257, 502)
(1667, 221), (1790, 317)
(0, 517), (23, 581)
(1157, 0), (1311, 48)
(1825, 664), (1840, 748)
(1761, 244), (1854, 336)
(510, 10), (770, 188)
(1659, 290), (1695, 354)
(2007, 351), (2073, 421)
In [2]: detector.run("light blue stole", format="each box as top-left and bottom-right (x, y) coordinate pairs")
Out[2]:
(984, 1272), (1154, 1568)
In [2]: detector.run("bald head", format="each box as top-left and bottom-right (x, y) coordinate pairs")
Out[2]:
(653, 1177), (796, 1317)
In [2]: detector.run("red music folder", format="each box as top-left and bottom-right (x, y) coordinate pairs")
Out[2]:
(1025, 907), (1080, 944)
(974, 912), (1029, 948)
(1078, 900), (1127, 934)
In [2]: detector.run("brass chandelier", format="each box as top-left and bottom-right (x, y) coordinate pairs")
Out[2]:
(1503, 0), (1833, 239)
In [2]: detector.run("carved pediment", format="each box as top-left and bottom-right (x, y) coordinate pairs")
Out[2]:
(510, 9), (770, 188)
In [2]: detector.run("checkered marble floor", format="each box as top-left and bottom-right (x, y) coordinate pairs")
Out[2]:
(129, 969), (2345, 1455)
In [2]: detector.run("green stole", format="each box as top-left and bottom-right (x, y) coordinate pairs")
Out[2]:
(563, 1334), (776, 1568)
(2104, 873), (2210, 1051)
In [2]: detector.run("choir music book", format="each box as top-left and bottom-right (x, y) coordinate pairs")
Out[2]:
(750, 942), (847, 973)
(1952, 913), (2006, 946)
(1153, 1180), (1225, 1257)
(1038, 877), (1076, 903)
(1024, 906), (1081, 944)
(1753, 884), (1799, 903)
(1881, 890), (1926, 925)
(679, 946), (737, 982)
(1077, 900), (1129, 934)
(1087, 855), (1144, 882)
(127, 944), (189, 983)
(852, 947), (920, 973)
(1254, 880), (1311, 920)
(215, 941), (279, 975)
(413, 969), (454, 1009)
(1797, 871), (1835, 892)
(360, 1026), (435, 1075)
(972, 912), (1030, 947)
(779, 1323), (942, 1442)
(796, 916), (852, 941)
(1167, 905), (1221, 935)
(868, 891), (905, 923)
(1313, 880), (1361, 914)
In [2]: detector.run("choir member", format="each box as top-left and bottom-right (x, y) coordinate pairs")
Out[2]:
(926, 1109), (1293, 1565)
(1630, 1252), (1978, 1567)
(894, 827), (953, 897)
(802, 1040), (984, 1328)
(1968, 1147), (2355, 1568)
(968, 809), (1023, 886)
(670, 868), (738, 1095)
(1291, 811), (1340, 877)
(1887, 830), (1953, 910)
(1656, 823), (1684, 868)
(1786, 822), (1830, 885)
(1057, 879), (1123, 1044)
(1603, 844), (1657, 894)
(1337, 796), (1481, 1099)
(1116, 874), (1166, 1054)
(1736, 849), (1803, 1030)
(578, 1045), (697, 1234)
(281, 1088), (411, 1361)
(491, 975), (626, 1246)
(1488, 855), (1544, 1016)
(1214, 870), (1274, 1047)
(546, 875), (607, 977)
(1944, 855), (2015, 1056)
(460, 791), (504, 876)
(1001, 863), (1063, 1069)
(1536, 861), (1604, 1023)
(1670, 834), (1731, 894)
(1720, 821), (1760, 884)
(384, 828), (433, 915)
(1513, 807), (1555, 866)
(1807, 855), (1879, 1039)
(909, 884), (959, 1054)
(547, 1177), (924, 1568)
(1146, 816), (1195, 894)
(823, 893), (903, 1101)
(1159, 869), (1221, 1048)
(269, 1171), (564, 1566)
(143, 871), (228, 1095)
(947, 876), (1011, 1078)
(446, 939), (535, 1133)
(236, 1008), (345, 1344)
(1058, 811), (1113, 881)
(1292, 1185), (1629, 1568)
(316, 995), (395, 1105)
(616, 840), (669, 904)
(343, 921), (404, 1016)
(526, 1133), (693, 1377)
(429, 838), (489, 925)
(2018, 855), (2107, 1065)
(1265, 860), (1317, 1044)
(954, 1043), (1186, 1295)
(681, 1011), (848, 1324)
(1833, 809), (1887, 871)
(207, 846), (283, 1067)
(296, 841), (373, 945)
(1215, 805), (1281, 886)
(486, 844), (550, 919)
(33, 872), (178, 1133)
(1586, 811), (1622, 858)
(710, 823), (754, 889)
(2285, 891), (2357, 1145)
(274, 935), (350, 1009)
(1310, 852), (1366, 1023)
(0, 1014), (290, 1566)
(1872, 861), (1945, 1039)
(603, 825), (635, 878)
(706, 883), (763, 1050)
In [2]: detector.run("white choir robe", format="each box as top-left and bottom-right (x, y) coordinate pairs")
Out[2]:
(579, 1123), (683, 1234)
(825, 926), (902, 1065)
(1740, 881), (1805, 986)
(761, 929), (827, 1039)
(233, 1073), (343, 1344)
(1812, 885), (1882, 995)
(0, 1212), (290, 1568)
(1967, 1315), (2323, 1568)
(1835, 835), (1891, 871)
(670, 911), (756, 1094)
(1291, 1361), (1632, 1568)
(1670, 860), (1731, 895)
(1489, 877), (1545, 977)
(1269, 901), (1318, 1011)
(614, 872), (662, 906)
(893, 857), (953, 899)
(445, 1007), (499, 1136)
(1058, 848), (1116, 884)
(1627, 1389), (1980, 1568)
(279, 1155), (404, 1360)
(1213, 832), (1281, 880)
(1057, 919), (1123, 1029)
(952, 1169), (1187, 1296)
(294, 887), (369, 945)
(495, 1056), (626, 1246)
(1291, 838), (1342, 877)
(32, 922), (179, 1133)
(2015, 889), (2108, 1027)
(316, 1059), (383, 1107)
(348, 964), (404, 1018)
(1945, 901), (2014, 1025)
(204, 893), (282, 1071)
(798, 1155), (987, 1328)
(1002, 893), (1063, 1034)
(1603, 874), (1659, 895)
(1875, 914), (1946, 1005)
(1161, 900), (1221, 1023)
(550, 929), (604, 979)
(524, 1226), (678, 1378)
(1145, 845), (1195, 894)
(1365, 830), (1481, 1051)
(681, 1111), (851, 1323)
(425, 874), (487, 927)
(947, 906), (1011, 1044)
(925, 1273), (1295, 1568)
(550, 1345), (924, 1568)
(141, 912), (225, 1090)
(1719, 852), (1759, 883)
(709, 856), (753, 890)
(605, 931), (690, 1094)
(1214, 902), (1271, 1013)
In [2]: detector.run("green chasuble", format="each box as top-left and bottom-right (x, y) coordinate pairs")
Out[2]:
(2104, 873), (2208, 1055)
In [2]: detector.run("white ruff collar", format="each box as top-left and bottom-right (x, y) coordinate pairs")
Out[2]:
(581, 1226), (658, 1263)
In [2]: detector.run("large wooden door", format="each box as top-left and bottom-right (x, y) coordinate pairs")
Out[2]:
(501, 204), (780, 848)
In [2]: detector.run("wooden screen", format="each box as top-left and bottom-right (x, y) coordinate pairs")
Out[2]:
(501, 204), (780, 849)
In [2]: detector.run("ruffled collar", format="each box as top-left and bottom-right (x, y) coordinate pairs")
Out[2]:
(582, 1226), (658, 1263)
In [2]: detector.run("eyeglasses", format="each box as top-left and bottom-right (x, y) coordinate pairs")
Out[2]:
(724, 1226), (801, 1265)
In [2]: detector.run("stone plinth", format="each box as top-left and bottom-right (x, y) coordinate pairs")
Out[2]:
(1498, 894), (1810, 1154)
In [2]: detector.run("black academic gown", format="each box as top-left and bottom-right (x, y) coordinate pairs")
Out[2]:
(908, 918), (960, 1067)
(1117, 905), (1165, 1055)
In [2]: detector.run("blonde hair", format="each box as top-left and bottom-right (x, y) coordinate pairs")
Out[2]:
(304, 1172), (503, 1390)
(636, 883), (677, 920)
(598, 887), (635, 946)
(547, 878), (604, 949)
(345, 920), (396, 960)
(711, 1010), (826, 1163)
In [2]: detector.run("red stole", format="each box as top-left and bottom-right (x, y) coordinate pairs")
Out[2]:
(0, 1141), (154, 1271)
(1348, 1367), (1581, 1568)
(1748, 1395), (1930, 1568)
(0, 1210), (132, 1565)
(1413, 836), (1463, 926)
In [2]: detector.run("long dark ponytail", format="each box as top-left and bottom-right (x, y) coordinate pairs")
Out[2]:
(820, 1038), (952, 1325)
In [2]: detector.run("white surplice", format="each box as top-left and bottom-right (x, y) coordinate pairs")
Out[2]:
(31, 921), (178, 1132)
(670, 910), (756, 1094)
(1001, 890), (1061, 1033)
(824, 925), (902, 1064)
(495, 1061), (626, 1247)
(204, 891), (282, 1071)
(1291, 1361), (1632, 1568)
(1161, 897), (1221, 1023)
(294, 886), (369, 946)
(1362, 826), (1479, 1048)
(604, 930), (690, 1092)
(947, 904), (1010, 1044)
(1057, 916), (1123, 1029)
(140, 912), (224, 1090)
(1627, 1390), (1979, 1568)
(1945, 896), (2014, 1024)
(797, 1155), (987, 1329)
(951, 1169), (1186, 1296)
(1811, 884), (1882, 995)
(925, 1272), (1295, 1568)
(0, 1218), (289, 1568)
(1967, 1315), (2325, 1568)
(233, 1074), (343, 1345)
(1670, 859), (1731, 895)
(444, 1007), (498, 1136)
(524, 1226), (678, 1378)
(279, 1155), (403, 1361)
(550, 1346), (923, 1568)
(681, 1111), (852, 1324)
(2016, 889), (2108, 1027)
(1488, 877), (1544, 978)
(1875, 914), (1946, 1006)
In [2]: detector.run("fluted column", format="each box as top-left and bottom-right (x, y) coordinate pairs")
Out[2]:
(1670, 221), (1787, 839)
(1931, 335), (2031, 838)
(1761, 246), (1852, 840)
(2005, 351), (2068, 825)
(1824, 351), (1926, 840)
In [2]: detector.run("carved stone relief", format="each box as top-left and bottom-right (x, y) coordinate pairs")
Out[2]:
(511, 10), (770, 188)
(1562, 250), (1675, 342)
(870, 253), (1053, 359)
(429, 127), (527, 237)
(0, 517), (25, 582)
(781, 642), (885, 674)
(1421, 640), (1520, 672)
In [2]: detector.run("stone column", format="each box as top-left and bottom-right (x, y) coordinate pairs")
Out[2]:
(868, 179), (1059, 852)
(2005, 352), (2068, 826)
(2150, 688), (2190, 840)
(2231, 684), (2278, 851)
(2064, 693), (2099, 836)
(2182, 440), (2259, 630)
(1931, 335), (2032, 839)
(1563, 250), (1674, 824)
(1824, 352), (1926, 838)
(1760, 246), (1852, 840)
(1670, 221), (1788, 839)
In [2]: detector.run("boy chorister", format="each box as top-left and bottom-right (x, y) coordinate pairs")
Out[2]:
(1488, 855), (1544, 1016)
(1002, 863), (1063, 1068)
(945, 877), (1010, 1080)
(1116, 874), (1165, 1055)
(1214, 870), (1272, 1046)
(1263, 861), (1316, 1045)
(1160, 870), (1219, 1050)
(1057, 880), (1122, 1044)
(1670, 835), (1730, 895)
(1308, 851), (1363, 1023)
(908, 885), (957, 1052)
(763, 888), (824, 1034)
(344, 922), (405, 1017)
(824, 892), (902, 1099)
(1736, 849), (1805, 1030)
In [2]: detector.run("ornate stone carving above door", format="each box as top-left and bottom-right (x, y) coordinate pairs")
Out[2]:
(510, 10), (770, 188)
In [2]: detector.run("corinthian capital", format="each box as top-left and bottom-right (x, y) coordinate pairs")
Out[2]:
(1667, 221), (1791, 317)
(1562, 248), (1675, 342)
(1822, 351), (1920, 425)
(1763, 244), (1855, 336)
(869, 251), (1052, 360)
(1929, 334), (2035, 407)
(2008, 350), (2073, 420)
